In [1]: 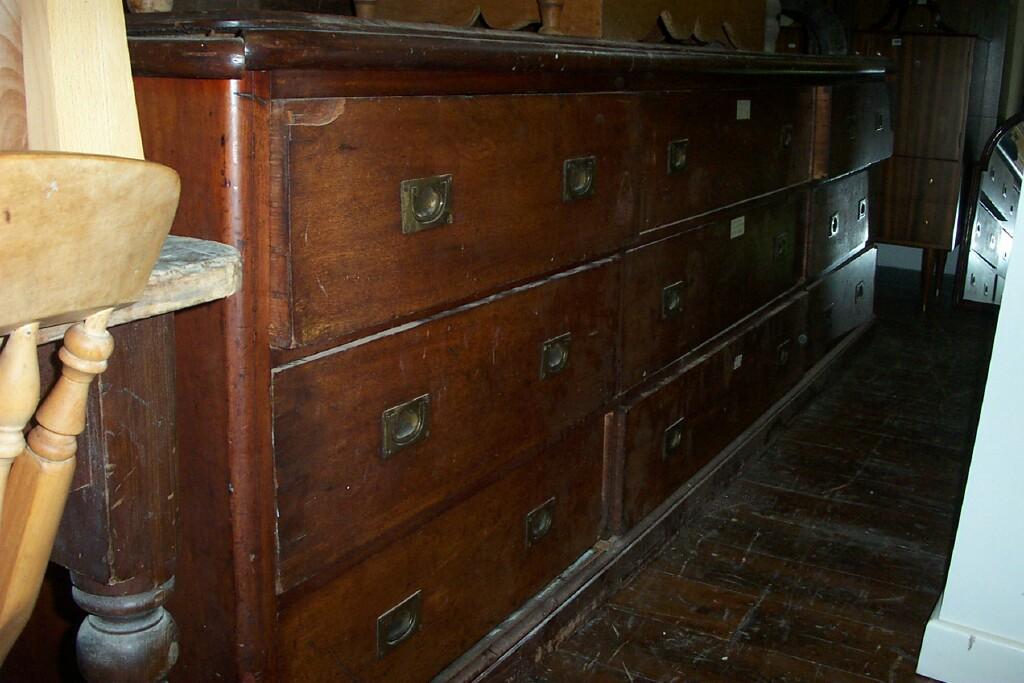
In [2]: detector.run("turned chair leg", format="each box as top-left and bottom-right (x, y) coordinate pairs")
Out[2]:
(0, 310), (114, 661)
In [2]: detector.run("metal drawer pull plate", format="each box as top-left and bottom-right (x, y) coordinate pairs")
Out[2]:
(661, 280), (685, 320)
(667, 138), (689, 174)
(400, 174), (453, 234)
(855, 281), (866, 301)
(540, 333), (571, 379)
(780, 124), (794, 150)
(663, 416), (686, 460)
(381, 393), (431, 458)
(858, 198), (868, 221)
(829, 214), (840, 238)
(377, 590), (422, 658)
(777, 338), (792, 367)
(773, 232), (788, 260)
(875, 112), (885, 131)
(563, 156), (596, 202)
(525, 497), (556, 547)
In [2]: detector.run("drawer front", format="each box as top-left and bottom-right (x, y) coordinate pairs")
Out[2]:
(963, 249), (997, 304)
(970, 204), (1002, 268)
(621, 192), (805, 390)
(807, 248), (876, 363)
(276, 93), (638, 348)
(273, 259), (619, 591)
(981, 156), (1021, 224)
(616, 294), (809, 530)
(807, 171), (870, 278)
(997, 229), (1012, 280)
(874, 157), (962, 249)
(820, 81), (893, 177)
(277, 419), (604, 683)
(641, 87), (814, 232)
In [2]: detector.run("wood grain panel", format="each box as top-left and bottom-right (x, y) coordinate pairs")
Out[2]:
(621, 192), (805, 391)
(615, 293), (810, 531)
(0, 0), (25, 151)
(277, 93), (639, 348)
(894, 35), (974, 161)
(273, 259), (619, 592)
(277, 417), (604, 683)
(807, 171), (870, 279)
(641, 87), (814, 233)
(874, 156), (962, 249)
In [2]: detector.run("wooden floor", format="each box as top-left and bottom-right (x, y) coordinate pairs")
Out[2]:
(516, 273), (997, 683)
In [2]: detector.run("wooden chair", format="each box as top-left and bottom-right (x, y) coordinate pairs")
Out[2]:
(0, 152), (180, 661)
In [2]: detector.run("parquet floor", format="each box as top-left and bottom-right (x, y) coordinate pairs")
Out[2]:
(517, 275), (997, 683)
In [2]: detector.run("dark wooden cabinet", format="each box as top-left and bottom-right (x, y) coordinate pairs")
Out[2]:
(118, 13), (891, 682)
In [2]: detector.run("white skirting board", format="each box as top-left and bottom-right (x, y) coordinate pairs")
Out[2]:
(918, 595), (1024, 682)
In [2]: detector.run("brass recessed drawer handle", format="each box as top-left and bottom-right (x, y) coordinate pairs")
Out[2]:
(563, 156), (596, 202)
(662, 280), (685, 320)
(376, 590), (422, 658)
(875, 111), (886, 131)
(525, 497), (556, 547)
(829, 213), (840, 239)
(777, 338), (792, 367)
(381, 393), (430, 458)
(858, 198), (868, 221)
(667, 138), (689, 174)
(773, 232), (789, 260)
(855, 281), (866, 301)
(663, 416), (686, 460)
(400, 174), (453, 234)
(780, 124), (794, 150)
(540, 333), (571, 379)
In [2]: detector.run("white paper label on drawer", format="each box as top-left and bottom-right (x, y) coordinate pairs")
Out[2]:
(730, 216), (746, 239)
(736, 99), (752, 120)
(733, 354), (744, 370)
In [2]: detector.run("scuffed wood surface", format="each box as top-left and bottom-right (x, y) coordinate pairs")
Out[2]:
(37, 235), (242, 344)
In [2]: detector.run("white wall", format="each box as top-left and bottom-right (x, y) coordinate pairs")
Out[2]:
(916, 230), (1024, 682)
(876, 243), (960, 275)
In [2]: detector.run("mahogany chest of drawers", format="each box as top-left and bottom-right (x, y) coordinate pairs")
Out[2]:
(126, 13), (891, 682)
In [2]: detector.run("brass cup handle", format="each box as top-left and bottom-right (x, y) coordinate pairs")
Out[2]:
(663, 416), (686, 460)
(563, 156), (596, 202)
(858, 198), (868, 221)
(376, 590), (422, 658)
(667, 139), (689, 175)
(381, 393), (431, 459)
(661, 281), (685, 320)
(540, 333), (572, 379)
(829, 214), (840, 239)
(400, 174), (453, 234)
(525, 497), (556, 547)
(780, 124), (794, 150)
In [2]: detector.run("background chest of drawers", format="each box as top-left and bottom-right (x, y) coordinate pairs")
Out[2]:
(127, 13), (892, 682)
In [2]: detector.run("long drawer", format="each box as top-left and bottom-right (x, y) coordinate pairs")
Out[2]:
(807, 170), (870, 278)
(640, 87), (815, 232)
(806, 247), (876, 364)
(621, 191), (805, 391)
(816, 81), (893, 178)
(273, 258), (619, 592)
(273, 93), (639, 348)
(614, 293), (810, 531)
(276, 418), (604, 682)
